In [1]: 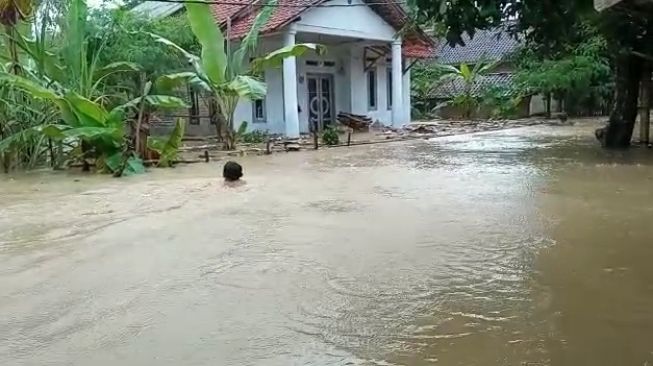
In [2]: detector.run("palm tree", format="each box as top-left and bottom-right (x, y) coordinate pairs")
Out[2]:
(436, 60), (496, 119)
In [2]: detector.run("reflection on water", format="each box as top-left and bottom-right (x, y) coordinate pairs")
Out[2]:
(2, 120), (653, 366)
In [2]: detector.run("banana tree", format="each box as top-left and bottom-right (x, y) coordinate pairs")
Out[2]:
(0, 73), (187, 175)
(436, 60), (497, 119)
(1, 0), (35, 171)
(150, 0), (325, 150)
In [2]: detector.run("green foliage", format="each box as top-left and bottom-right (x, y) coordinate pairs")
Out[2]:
(88, 8), (199, 83)
(513, 27), (613, 116)
(435, 60), (497, 119)
(0, 0), (193, 174)
(408, 0), (595, 51)
(231, 121), (269, 145)
(480, 85), (523, 119)
(321, 126), (339, 146)
(411, 62), (446, 119)
(147, 118), (185, 167)
(240, 128), (268, 144)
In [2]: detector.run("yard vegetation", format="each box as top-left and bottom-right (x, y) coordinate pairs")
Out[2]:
(0, 0), (320, 174)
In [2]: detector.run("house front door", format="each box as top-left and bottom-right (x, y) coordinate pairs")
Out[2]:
(307, 74), (335, 132)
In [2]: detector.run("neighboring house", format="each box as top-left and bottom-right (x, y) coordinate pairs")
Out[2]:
(595, 0), (653, 10)
(133, 0), (435, 137)
(429, 26), (553, 118)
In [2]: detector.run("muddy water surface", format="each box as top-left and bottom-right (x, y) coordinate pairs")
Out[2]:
(2, 121), (653, 366)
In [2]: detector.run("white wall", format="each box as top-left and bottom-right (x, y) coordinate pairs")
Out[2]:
(295, 0), (396, 41)
(529, 94), (561, 116)
(232, 36), (285, 134)
(347, 45), (397, 125)
(295, 45), (351, 133)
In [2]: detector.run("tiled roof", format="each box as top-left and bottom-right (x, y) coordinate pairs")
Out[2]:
(436, 27), (521, 65)
(218, 0), (435, 58)
(132, 1), (435, 59)
(429, 73), (514, 99)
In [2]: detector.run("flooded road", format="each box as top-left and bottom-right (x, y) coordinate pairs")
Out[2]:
(2, 120), (653, 365)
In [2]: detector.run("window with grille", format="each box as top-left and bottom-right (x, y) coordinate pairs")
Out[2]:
(367, 67), (377, 110)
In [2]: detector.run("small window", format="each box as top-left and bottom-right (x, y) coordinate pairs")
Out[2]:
(306, 60), (319, 66)
(323, 61), (336, 67)
(252, 98), (266, 123)
(189, 89), (200, 125)
(367, 68), (377, 110)
(387, 68), (392, 109)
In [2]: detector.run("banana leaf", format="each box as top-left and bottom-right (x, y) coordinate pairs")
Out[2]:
(184, 2), (227, 85)
(154, 72), (198, 93)
(147, 118), (185, 167)
(104, 153), (145, 176)
(228, 75), (266, 100)
(250, 44), (326, 72)
(0, 73), (61, 100)
(118, 95), (189, 111)
(41, 124), (122, 141)
(65, 92), (110, 125)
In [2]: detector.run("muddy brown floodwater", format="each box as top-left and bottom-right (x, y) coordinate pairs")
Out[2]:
(2, 120), (653, 366)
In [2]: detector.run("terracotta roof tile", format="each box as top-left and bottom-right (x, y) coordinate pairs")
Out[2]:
(212, 2), (251, 25)
(211, 0), (436, 58)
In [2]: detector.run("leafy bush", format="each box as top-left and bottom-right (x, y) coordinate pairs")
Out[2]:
(241, 130), (268, 144)
(321, 126), (340, 146)
(411, 62), (446, 119)
(232, 121), (266, 144)
(481, 85), (523, 119)
(147, 119), (185, 167)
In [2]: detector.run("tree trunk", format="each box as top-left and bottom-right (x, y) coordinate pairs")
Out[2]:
(209, 97), (225, 142)
(639, 63), (651, 144)
(596, 54), (643, 148)
(557, 96), (564, 113)
(545, 93), (552, 119)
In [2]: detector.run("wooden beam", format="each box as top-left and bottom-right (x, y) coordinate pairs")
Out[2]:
(363, 46), (389, 72)
(403, 59), (419, 75)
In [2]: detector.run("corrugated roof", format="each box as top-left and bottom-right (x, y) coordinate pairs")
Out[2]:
(131, 1), (183, 18)
(429, 73), (514, 99)
(436, 27), (521, 65)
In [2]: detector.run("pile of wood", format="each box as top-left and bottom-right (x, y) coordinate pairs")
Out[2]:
(337, 112), (372, 131)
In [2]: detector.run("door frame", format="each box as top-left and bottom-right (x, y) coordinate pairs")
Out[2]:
(306, 73), (336, 132)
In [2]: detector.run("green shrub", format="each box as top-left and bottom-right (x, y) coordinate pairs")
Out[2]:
(481, 85), (522, 119)
(241, 130), (268, 144)
(234, 121), (268, 144)
(321, 126), (340, 146)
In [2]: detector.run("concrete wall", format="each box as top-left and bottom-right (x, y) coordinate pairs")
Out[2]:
(529, 94), (561, 116)
(295, 0), (396, 41)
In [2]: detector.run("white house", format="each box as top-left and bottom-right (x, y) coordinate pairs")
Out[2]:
(133, 0), (435, 137)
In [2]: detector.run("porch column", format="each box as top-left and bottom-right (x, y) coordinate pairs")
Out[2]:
(283, 29), (300, 138)
(391, 40), (403, 127)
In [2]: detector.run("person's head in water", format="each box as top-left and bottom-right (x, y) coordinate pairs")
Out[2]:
(223, 161), (243, 181)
